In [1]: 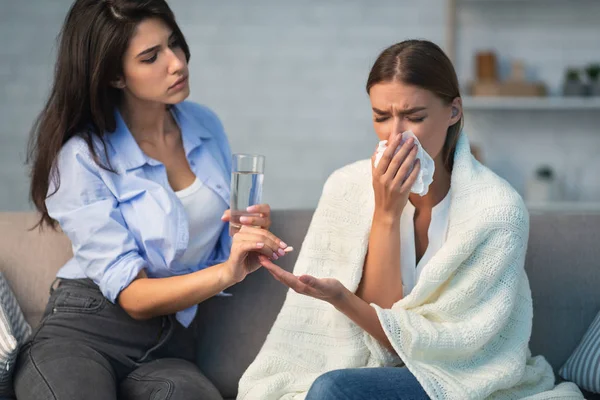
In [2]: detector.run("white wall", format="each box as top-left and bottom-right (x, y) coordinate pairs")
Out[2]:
(1, 0), (598, 211)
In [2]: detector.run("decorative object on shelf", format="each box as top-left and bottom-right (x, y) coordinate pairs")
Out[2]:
(502, 60), (547, 97)
(585, 63), (600, 97)
(469, 53), (546, 97)
(475, 51), (498, 82)
(562, 68), (587, 97)
(525, 166), (560, 203)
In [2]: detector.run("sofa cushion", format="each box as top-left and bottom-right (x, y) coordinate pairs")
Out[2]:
(0, 272), (32, 397)
(526, 210), (600, 373)
(0, 213), (72, 328)
(559, 309), (600, 394)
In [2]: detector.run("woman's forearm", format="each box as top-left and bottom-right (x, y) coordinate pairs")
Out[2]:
(334, 287), (395, 353)
(356, 212), (403, 308)
(118, 262), (235, 320)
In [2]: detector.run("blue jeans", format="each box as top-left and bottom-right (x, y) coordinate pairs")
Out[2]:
(306, 367), (430, 400)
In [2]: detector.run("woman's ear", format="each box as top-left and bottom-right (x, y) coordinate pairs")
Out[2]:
(111, 78), (126, 89)
(449, 97), (462, 126)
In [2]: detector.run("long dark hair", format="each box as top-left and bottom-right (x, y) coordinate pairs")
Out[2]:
(28, 0), (190, 229)
(366, 40), (463, 171)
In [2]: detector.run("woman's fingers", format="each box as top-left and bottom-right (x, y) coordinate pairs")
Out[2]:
(375, 132), (403, 175)
(234, 240), (273, 260)
(267, 269), (282, 282)
(224, 205), (271, 228)
(239, 226), (287, 249)
(383, 137), (416, 181)
(260, 257), (337, 301)
(259, 256), (308, 293)
(241, 204), (272, 228)
(259, 260), (282, 282)
(235, 231), (282, 258)
(392, 144), (419, 188)
(221, 209), (231, 222)
(233, 235), (287, 260)
(239, 214), (268, 228)
(246, 204), (271, 216)
(400, 159), (421, 193)
(297, 275), (325, 297)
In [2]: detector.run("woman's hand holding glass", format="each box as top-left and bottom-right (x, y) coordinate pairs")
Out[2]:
(222, 204), (271, 230)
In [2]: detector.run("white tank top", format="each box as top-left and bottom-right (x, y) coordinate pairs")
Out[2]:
(175, 177), (228, 267)
(400, 191), (451, 296)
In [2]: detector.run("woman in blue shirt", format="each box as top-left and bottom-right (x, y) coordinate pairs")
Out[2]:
(13, 1), (289, 399)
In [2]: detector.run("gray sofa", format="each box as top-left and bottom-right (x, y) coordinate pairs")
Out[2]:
(1, 209), (599, 399)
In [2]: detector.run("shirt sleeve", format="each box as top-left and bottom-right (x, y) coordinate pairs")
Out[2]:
(46, 139), (146, 303)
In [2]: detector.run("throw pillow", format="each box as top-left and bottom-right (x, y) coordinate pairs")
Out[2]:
(560, 310), (600, 394)
(0, 272), (32, 396)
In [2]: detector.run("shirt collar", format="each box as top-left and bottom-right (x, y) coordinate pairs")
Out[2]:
(106, 103), (212, 172)
(171, 103), (211, 156)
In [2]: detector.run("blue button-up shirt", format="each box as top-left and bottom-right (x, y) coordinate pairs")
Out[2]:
(48, 101), (232, 327)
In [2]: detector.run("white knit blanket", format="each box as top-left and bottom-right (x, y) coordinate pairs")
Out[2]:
(238, 134), (583, 400)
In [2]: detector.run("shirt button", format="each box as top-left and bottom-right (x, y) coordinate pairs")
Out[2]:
(216, 184), (222, 189)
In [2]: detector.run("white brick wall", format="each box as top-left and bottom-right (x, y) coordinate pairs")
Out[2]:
(0, 0), (66, 210)
(1, 0), (598, 211)
(456, 0), (600, 202)
(170, 0), (445, 208)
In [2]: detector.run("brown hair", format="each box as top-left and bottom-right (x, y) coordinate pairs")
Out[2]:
(28, 0), (190, 229)
(366, 40), (463, 171)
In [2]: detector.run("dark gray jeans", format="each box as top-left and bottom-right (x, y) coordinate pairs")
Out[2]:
(13, 279), (222, 400)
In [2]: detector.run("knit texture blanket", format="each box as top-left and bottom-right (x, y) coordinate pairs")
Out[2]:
(238, 133), (583, 400)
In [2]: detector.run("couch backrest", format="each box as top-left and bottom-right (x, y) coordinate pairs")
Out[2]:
(0, 213), (72, 325)
(525, 209), (600, 373)
(1, 210), (599, 398)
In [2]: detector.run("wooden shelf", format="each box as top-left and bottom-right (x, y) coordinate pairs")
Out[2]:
(462, 96), (600, 110)
(526, 202), (600, 213)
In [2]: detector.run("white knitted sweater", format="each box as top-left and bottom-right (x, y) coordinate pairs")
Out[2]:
(238, 134), (583, 400)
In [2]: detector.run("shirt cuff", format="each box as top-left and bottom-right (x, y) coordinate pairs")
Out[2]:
(99, 252), (147, 303)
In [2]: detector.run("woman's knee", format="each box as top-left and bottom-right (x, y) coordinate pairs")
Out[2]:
(165, 370), (222, 400)
(14, 340), (116, 400)
(306, 369), (350, 400)
(13, 345), (56, 400)
(120, 358), (222, 400)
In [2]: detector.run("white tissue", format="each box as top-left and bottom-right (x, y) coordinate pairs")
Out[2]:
(373, 131), (435, 196)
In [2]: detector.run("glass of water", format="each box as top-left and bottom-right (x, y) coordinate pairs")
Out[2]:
(229, 153), (265, 236)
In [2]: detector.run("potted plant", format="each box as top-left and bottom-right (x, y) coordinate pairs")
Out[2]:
(585, 63), (600, 96)
(562, 68), (586, 96)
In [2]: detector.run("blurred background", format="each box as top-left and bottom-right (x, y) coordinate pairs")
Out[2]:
(1, 0), (600, 211)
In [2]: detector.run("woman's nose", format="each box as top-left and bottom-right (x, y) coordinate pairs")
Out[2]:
(391, 117), (405, 137)
(167, 49), (185, 75)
